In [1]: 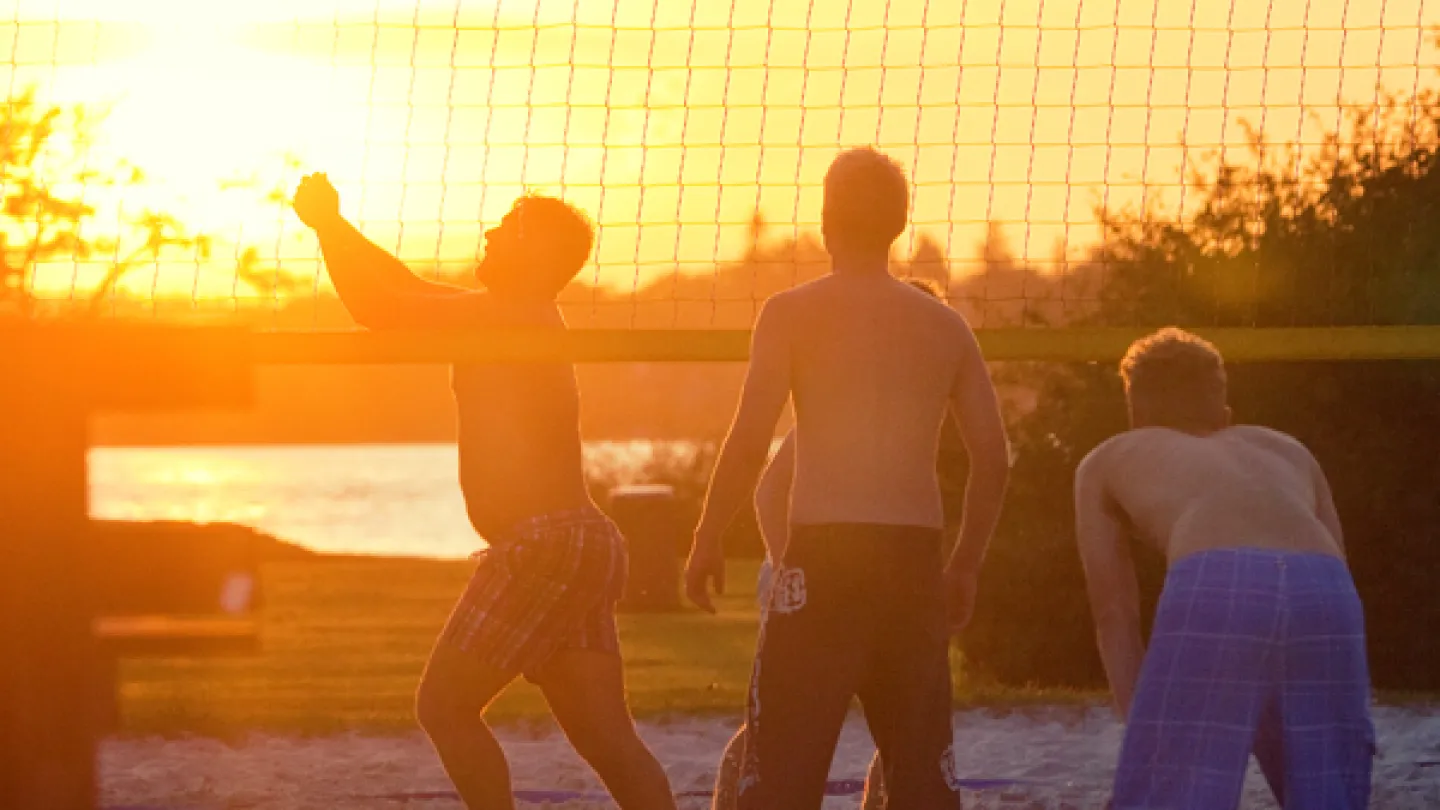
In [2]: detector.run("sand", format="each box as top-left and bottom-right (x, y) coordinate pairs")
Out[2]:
(102, 706), (1440, 809)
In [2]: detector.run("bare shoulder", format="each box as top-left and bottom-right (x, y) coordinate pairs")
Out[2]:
(775, 275), (831, 300)
(760, 283), (808, 314)
(1076, 433), (1129, 485)
(1226, 424), (1323, 471)
(754, 287), (801, 327)
(1077, 429), (1183, 489)
(1226, 423), (1301, 444)
(935, 297), (975, 328)
(1226, 424), (1314, 456)
(922, 292), (980, 347)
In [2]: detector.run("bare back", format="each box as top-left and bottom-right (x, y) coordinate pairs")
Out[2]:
(783, 274), (972, 528)
(1084, 425), (1343, 563)
(451, 305), (592, 540)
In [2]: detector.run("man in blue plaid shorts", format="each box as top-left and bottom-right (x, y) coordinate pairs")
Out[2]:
(295, 175), (675, 810)
(1074, 327), (1374, 809)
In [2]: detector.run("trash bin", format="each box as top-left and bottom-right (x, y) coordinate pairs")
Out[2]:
(608, 484), (682, 611)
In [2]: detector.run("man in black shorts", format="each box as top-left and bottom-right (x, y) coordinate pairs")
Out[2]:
(294, 174), (675, 810)
(710, 279), (966, 810)
(686, 149), (1011, 809)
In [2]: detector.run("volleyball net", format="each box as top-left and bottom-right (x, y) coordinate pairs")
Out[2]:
(4, 0), (1440, 360)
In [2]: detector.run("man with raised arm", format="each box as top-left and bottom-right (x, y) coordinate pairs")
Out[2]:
(685, 149), (1011, 810)
(293, 174), (676, 810)
(1074, 327), (1373, 810)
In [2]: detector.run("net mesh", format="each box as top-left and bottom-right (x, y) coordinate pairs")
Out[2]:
(3, 0), (1438, 337)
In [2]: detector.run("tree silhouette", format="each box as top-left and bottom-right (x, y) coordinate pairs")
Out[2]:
(0, 92), (210, 318)
(1092, 95), (1440, 329)
(0, 91), (306, 320)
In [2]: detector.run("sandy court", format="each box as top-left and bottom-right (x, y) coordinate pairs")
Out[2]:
(102, 706), (1440, 809)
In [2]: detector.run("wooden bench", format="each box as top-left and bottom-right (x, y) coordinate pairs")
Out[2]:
(88, 521), (264, 732)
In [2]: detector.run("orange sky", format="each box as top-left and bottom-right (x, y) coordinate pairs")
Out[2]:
(8, 0), (1439, 305)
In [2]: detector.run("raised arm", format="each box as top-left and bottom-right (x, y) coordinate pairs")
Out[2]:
(1074, 453), (1145, 720)
(754, 431), (797, 563)
(293, 173), (487, 329)
(941, 318), (1010, 632)
(685, 298), (793, 612)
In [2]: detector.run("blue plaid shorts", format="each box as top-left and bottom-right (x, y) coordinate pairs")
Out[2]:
(1113, 548), (1374, 810)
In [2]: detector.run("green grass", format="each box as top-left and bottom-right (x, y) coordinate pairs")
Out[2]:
(119, 558), (1095, 736)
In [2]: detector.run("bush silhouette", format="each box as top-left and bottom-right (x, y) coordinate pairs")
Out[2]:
(962, 93), (1440, 690)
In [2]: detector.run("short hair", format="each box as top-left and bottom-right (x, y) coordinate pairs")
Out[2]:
(1120, 327), (1227, 424)
(823, 148), (909, 254)
(514, 194), (594, 285)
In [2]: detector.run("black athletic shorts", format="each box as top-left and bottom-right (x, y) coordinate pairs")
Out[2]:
(737, 523), (961, 810)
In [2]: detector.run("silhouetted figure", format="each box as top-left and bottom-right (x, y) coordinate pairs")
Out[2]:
(709, 278), (961, 810)
(686, 149), (1011, 810)
(1075, 328), (1373, 809)
(293, 174), (676, 810)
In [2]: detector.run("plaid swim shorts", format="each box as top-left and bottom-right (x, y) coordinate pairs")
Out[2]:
(1113, 548), (1373, 810)
(436, 508), (628, 681)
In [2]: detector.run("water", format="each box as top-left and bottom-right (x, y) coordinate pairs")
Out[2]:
(89, 442), (702, 559)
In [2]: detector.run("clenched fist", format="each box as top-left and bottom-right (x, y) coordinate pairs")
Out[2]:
(292, 172), (342, 231)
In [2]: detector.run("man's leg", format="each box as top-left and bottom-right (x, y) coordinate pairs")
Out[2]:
(1111, 551), (1278, 810)
(533, 649), (677, 810)
(739, 549), (873, 810)
(855, 537), (956, 810)
(859, 663), (953, 810)
(415, 641), (519, 810)
(711, 725), (748, 810)
(1251, 693), (1287, 806)
(724, 722), (886, 810)
(1274, 555), (1374, 809)
(713, 559), (777, 810)
(859, 751), (887, 810)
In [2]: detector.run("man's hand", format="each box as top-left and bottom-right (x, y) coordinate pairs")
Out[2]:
(943, 563), (979, 635)
(684, 533), (726, 614)
(293, 172), (342, 231)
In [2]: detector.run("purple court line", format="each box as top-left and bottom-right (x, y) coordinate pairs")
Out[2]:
(366, 777), (1032, 803)
(100, 777), (1039, 809)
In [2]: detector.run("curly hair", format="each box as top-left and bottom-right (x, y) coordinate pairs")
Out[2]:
(1120, 327), (1228, 426)
(514, 194), (594, 270)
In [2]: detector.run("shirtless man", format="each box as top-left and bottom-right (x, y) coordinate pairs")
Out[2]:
(1074, 327), (1373, 809)
(709, 279), (962, 810)
(293, 174), (675, 810)
(685, 149), (1012, 809)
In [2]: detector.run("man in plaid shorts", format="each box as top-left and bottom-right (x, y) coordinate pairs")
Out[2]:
(1074, 327), (1374, 809)
(294, 174), (675, 810)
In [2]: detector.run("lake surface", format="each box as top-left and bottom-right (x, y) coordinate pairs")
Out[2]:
(89, 442), (702, 559)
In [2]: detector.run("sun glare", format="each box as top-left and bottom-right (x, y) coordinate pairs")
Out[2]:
(85, 5), (362, 222)
(9, 0), (1440, 304)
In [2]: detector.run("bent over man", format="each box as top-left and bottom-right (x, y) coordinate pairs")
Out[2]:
(1075, 327), (1373, 810)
